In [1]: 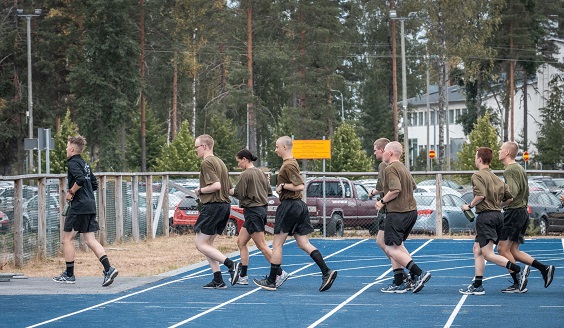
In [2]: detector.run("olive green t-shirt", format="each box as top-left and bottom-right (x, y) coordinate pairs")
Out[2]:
(375, 161), (387, 198)
(233, 167), (272, 208)
(199, 155), (232, 204)
(277, 158), (303, 200)
(382, 161), (417, 212)
(471, 168), (513, 213)
(503, 163), (529, 209)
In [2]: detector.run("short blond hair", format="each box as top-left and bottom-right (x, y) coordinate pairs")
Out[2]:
(196, 134), (214, 149)
(277, 136), (293, 149)
(373, 138), (390, 150)
(68, 135), (86, 153)
(502, 141), (519, 159)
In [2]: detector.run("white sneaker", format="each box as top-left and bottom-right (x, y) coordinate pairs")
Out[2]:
(229, 275), (248, 285)
(275, 270), (290, 288)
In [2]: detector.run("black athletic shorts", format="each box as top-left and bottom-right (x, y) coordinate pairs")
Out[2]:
(499, 207), (529, 244)
(64, 214), (99, 233)
(194, 202), (230, 235)
(243, 206), (267, 235)
(274, 199), (314, 236)
(384, 210), (417, 246)
(475, 210), (503, 248)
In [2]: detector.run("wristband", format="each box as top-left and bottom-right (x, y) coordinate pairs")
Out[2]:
(468, 204), (473, 209)
(69, 190), (75, 196)
(280, 183), (285, 190)
(380, 199), (386, 205)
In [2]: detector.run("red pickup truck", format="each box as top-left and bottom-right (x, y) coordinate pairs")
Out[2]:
(267, 177), (379, 236)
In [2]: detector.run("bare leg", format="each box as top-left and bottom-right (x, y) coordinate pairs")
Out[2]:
(82, 232), (107, 259)
(237, 228), (252, 266)
(61, 230), (79, 262)
(195, 232), (226, 273)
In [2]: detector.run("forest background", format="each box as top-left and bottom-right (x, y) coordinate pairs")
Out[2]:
(1, 0), (563, 176)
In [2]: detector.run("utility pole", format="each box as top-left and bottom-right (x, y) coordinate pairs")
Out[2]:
(17, 8), (42, 173)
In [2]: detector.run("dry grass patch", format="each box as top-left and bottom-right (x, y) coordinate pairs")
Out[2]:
(3, 234), (241, 277)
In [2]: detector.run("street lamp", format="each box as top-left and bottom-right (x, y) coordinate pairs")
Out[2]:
(17, 8), (42, 173)
(390, 10), (416, 170)
(331, 89), (345, 121)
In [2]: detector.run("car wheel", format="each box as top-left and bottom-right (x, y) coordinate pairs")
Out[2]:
(326, 213), (344, 237)
(223, 219), (238, 236)
(442, 218), (450, 235)
(539, 217), (547, 236)
(168, 217), (177, 235)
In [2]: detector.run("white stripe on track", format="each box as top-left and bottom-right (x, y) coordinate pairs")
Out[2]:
(169, 239), (369, 327)
(28, 239), (296, 327)
(308, 239), (434, 328)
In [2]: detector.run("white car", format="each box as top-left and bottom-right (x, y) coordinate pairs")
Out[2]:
(414, 185), (462, 197)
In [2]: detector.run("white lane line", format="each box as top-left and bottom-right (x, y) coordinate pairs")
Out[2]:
(307, 239), (434, 328)
(27, 268), (211, 328)
(168, 239), (369, 327)
(27, 240), (297, 328)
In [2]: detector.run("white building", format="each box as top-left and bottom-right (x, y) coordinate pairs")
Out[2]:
(405, 37), (564, 166)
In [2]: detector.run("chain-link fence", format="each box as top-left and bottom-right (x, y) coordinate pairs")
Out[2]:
(1, 170), (562, 267)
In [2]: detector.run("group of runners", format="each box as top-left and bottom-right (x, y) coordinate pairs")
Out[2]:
(53, 135), (555, 296)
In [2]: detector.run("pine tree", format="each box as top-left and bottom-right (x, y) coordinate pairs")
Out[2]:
(329, 123), (372, 173)
(457, 112), (503, 171)
(126, 105), (167, 171)
(154, 121), (199, 172)
(48, 109), (92, 174)
(535, 75), (564, 169)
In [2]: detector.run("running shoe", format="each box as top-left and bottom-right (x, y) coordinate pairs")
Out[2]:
(203, 280), (227, 289)
(459, 284), (485, 295)
(517, 265), (530, 292)
(253, 276), (276, 291)
(229, 275), (249, 285)
(102, 266), (118, 287)
(501, 283), (527, 294)
(53, 271), (76, 284)
(228, 261), (242, 286)
(275, 270), (290, 288)
(542, 265), (555, 288)
(381, 283), (407, 294)
(319, 270), (337, 292)
(412, 271), (431, 293)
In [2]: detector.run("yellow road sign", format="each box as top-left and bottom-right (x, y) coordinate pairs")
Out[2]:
(292, 140), (331, 159)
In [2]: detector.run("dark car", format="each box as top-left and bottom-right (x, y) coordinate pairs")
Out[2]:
(23, 194), (61, 232)
(528, 191), (564, 235)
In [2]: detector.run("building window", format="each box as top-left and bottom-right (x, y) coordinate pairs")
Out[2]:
(419, 112), (424, 126)
(449, 109), (454, 124)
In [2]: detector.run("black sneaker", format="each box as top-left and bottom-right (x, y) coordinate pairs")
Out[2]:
(253, 276), (276, 291)
(412, 271), (431, 293)
(203, 280), (227, 289)
(229, 261), (242, 286)
(102, 267), (118, 287)
(53, 271), (76, 284)
(517, 265), (530, 292)
(542, 265), (555, 288)
(319, 270), (337, 292)
(501, 283), (528, 294)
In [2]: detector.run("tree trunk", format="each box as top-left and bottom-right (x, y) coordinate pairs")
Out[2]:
(390, 0), (398, 141)
(172, 51), (178, 140)
(247, 0), (257, 154)
(140, 0), (147, 171)
(523, 74), (528, 149)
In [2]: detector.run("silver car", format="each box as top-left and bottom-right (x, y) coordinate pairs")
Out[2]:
(412, 193), (476, 234)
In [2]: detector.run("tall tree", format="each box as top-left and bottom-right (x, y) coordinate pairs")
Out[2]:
(457, 112), (503, 172)
(329, 122), (372, 173)
(68, 0), (140, 171)
(154, 120), (199, 172)
(535, 75), (564, 169)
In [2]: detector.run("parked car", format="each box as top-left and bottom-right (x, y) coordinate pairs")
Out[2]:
(0, 210), (9, 233)
(412, 193), (476, 234)
(414, 185), (462, 197)
(171, 196), (247, 236)
(461, 192), (473, 204)
(417, 179), (469, 192)
(528, 191), (564, 235)
(528, 180), (549, 192)
(357, 179), (378, 192)
(23, 194), (61, 232)
(530, 177), (564, 195)
(267, 177), (380, 237)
